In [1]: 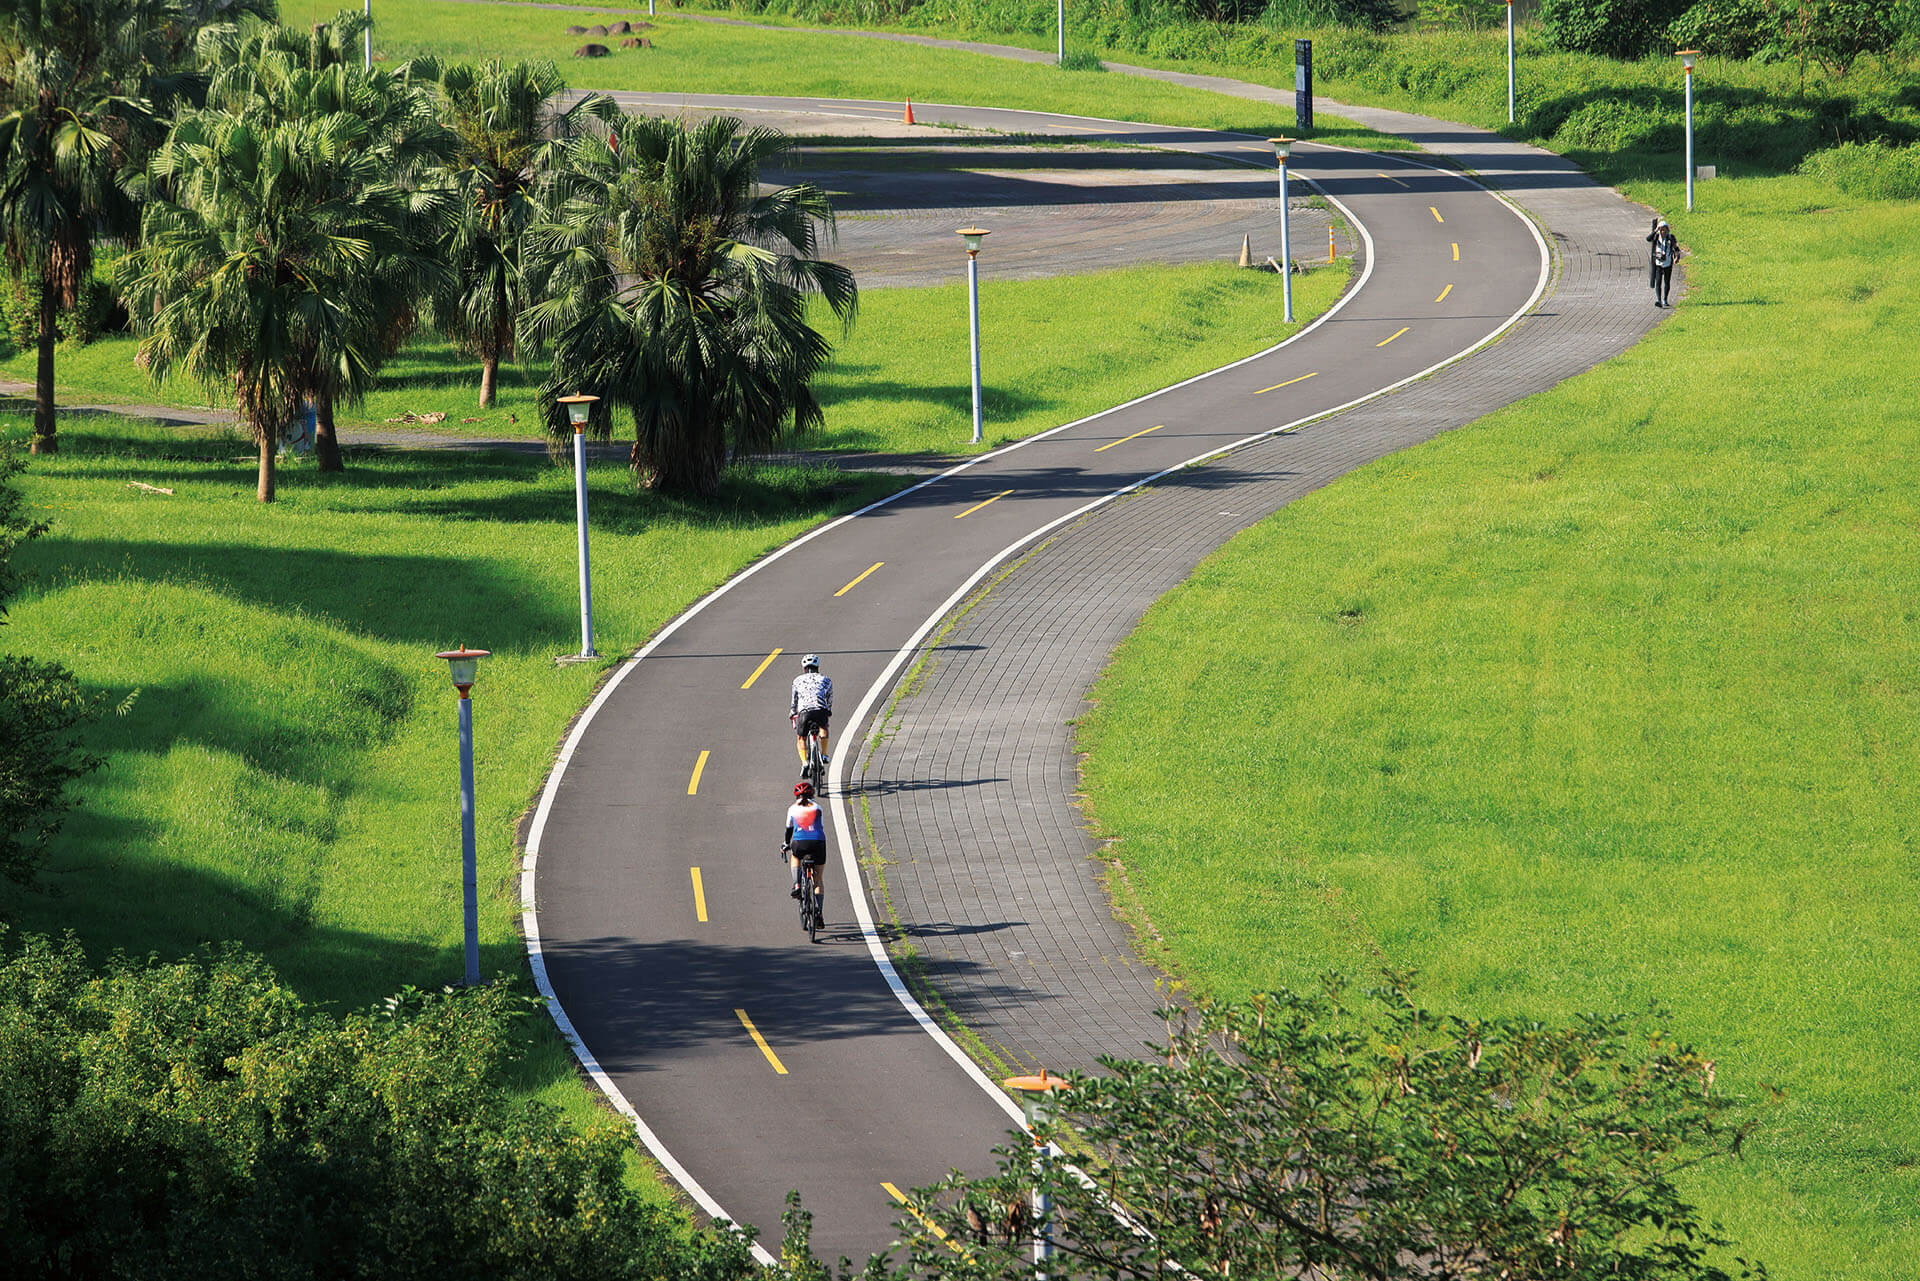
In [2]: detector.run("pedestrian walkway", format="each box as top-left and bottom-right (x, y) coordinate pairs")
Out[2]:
(848, 41), (1668, 1077)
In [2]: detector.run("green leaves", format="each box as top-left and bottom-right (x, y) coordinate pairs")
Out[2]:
(881, 978), (1763, 1281)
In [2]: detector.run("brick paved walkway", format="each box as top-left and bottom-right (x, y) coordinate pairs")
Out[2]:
(854, 57), (1670, 1076)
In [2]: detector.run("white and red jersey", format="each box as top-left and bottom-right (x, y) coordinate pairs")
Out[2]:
(786, 801), (827, 846)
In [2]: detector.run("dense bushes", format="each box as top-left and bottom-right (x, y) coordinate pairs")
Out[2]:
(1798, 138), (1920, 197)
(0, 933), (761, 1280)
(1538, 0), (1690, 59)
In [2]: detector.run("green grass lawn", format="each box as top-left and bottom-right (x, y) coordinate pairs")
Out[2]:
(10, 260), (1349, 454)
(1076, 174), (1920, 1279)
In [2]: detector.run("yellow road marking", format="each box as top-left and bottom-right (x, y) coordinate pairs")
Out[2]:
(691, 867), (708, 922)
(883, 1183), (970, 1256)
(1435, 283), (1454, 303)
(736, 1009), (788, 1074)
(1377, 171), (1409, 188)
(954, 489), (1013, 520)
(1451, 241), (1460, 261)
(1093, 424), (1164, 453)
(835, 562), (884, 597)
(687, 750), (710, 796)
(741, 647), (783, 690)
(1255, 371), (1319, 395)
(1377, 327), (1410, 347)
(1429, 206), (1444, 223)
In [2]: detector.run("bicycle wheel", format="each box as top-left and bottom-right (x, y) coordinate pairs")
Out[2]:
(808, 736), (825, 793)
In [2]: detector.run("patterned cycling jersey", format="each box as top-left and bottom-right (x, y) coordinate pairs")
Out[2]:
(791, 671), (833, 715)
(786, 801), (827, 846)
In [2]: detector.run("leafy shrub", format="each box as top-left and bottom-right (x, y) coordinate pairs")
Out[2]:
(1540, 0), (1692, 58)
(1668, 0), (1776, 58)
(1798, 139), (1920, 197)
(0, 933), (765, 1279)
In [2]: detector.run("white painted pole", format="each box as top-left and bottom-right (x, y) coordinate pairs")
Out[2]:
(458, 691), (479, 986)
(363, 0), (371, 69)
(572, 425), (597, 657)
(1056, 0), (1064, 64)
(966, 251), (983, 445)
(1278, 159), (1294, 324)
(1506, 0), (1515, 124)
(1684, 65), (1695, 211)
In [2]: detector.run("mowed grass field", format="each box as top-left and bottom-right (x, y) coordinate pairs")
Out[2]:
(6, 262), (1347, 456)
(1078, 176), (1920, 1278)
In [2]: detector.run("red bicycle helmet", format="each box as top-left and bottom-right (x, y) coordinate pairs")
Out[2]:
(794, 781), (815, 799)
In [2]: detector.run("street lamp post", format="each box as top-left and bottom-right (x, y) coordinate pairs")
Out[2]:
(1056, 0), (1064, 63)
(363, 0), (371, 69)
(557, 394), (601, 661)
(1005, 1070), (1071, 1275)
(957, 228), (990, 446)
(1505, 0), (1515, 124)
(1677, 49), (1699, 211)
(1270, 137), (1295, 324)
(436, 646), (491, 987)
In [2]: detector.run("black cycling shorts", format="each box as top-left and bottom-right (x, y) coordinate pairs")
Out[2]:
(797, 708), (831, 738)
(790, 841), (827, 867)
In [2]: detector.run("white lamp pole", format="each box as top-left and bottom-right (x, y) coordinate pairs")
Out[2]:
(1005, 1071), (1070, 1275)
(1505, 0), (1515, 123)
(1677, 50), (1698, 212)
(436, 646), (490, 987)
(1271, 138), (1295, 324)
(557, 394), (601, 660)
(363, 0), (371, 69)
(957, 228), (990, 445)
(1056, 0), (1064, 64)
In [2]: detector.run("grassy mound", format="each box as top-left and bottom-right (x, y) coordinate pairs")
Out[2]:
(1078, 174), (1920, 1279)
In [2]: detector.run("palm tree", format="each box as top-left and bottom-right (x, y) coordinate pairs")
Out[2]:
(432, 60), (612, 409)
(197, 25), (452, 472)
(522, 113), (857, 498)
(119, 106), (421, 501)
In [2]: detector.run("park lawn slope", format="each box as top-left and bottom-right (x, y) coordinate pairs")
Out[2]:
(8, 262), (1348, 455)
(1077, 175), (1920, 1280)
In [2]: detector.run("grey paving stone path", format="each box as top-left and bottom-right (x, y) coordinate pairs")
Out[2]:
(842, 41), (1673, 1076)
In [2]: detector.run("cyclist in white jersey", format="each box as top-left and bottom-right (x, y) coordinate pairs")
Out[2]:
(790, 653), (833, 779)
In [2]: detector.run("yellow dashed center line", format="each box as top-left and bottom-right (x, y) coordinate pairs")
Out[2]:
(1254, 371), (1319, 395)
(1435, 283), (1454, 303)
(1093, 424), (1164, 453)
(835, 562), (884, 597)
(954, 489), (1013, 520)
(741, 647), (783, 690)
(1377, 172), (1410, 188)
(690, 867), (708, 922)
(1378, 327), (1410, 347)
(736, 1009), (788, 1074)
(1430, 206), (1445, 223)
(1452, 241), (1460, 261)
(883, 1183), (970, 1256)
(687, 750), (709, 796)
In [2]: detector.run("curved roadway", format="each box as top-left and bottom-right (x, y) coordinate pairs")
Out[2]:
(527, 96), (1547, 1262)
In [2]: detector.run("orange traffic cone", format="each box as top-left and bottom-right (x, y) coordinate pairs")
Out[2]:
(904, 98), (916, 125)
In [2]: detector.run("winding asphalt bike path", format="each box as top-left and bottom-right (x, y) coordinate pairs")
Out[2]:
(526, 88), (1580, 1263)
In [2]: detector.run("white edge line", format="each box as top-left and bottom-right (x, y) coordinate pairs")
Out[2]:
(522, 114), (1550, 1253)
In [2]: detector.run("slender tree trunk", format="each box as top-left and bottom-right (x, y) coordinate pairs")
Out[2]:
(479, 356), (498, 409)
(30, 281), (57, 455)
(314, 392), (343, 473)
(257, 434), (277, 503)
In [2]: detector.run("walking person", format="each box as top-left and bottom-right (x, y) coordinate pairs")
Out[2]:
(1647, 218), (1678, 308)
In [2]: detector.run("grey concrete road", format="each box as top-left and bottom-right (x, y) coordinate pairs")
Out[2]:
(527, 94), (1549, 1264)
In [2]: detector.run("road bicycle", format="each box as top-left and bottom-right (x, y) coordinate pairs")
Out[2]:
(783, 844), (826, 943)
(802, 724), (827, 795)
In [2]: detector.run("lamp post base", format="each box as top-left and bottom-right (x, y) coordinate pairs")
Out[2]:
(555, 651), (602, 666)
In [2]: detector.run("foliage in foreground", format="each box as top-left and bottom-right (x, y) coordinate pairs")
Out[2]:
(0, 445), (95, 886)
(0, 930), (761, 1281)
(884, 980), (1761, 1281)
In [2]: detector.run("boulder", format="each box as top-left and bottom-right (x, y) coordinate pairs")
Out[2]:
(565, 24), (586, 33)
(610, 20), (631, 32)
(619, 36), (640, 46)
(587, 23), (608, 34)
(574, 42), (610, 56)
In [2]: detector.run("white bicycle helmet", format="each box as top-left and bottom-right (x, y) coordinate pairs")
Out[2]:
(802, 653), (820, 670)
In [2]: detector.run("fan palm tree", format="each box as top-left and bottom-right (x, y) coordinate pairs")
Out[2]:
(196, 27), (452, 472)
(432, 60), (612, 409)
(522, 113), (857, 498)
(120, 106), (420, 501)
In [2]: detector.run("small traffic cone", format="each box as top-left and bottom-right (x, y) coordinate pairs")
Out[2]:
(1238, 233), (1252, 268)
(904, 98), (915, 125)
